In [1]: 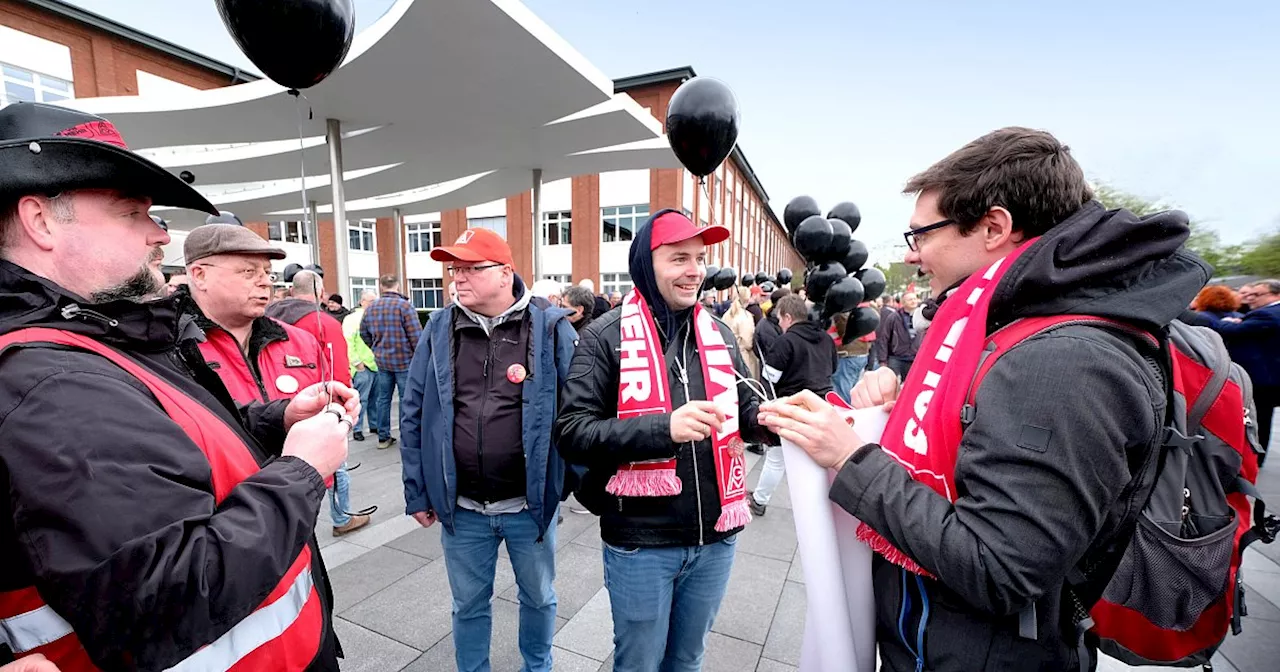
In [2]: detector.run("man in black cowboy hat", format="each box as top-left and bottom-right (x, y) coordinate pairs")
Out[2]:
(0, 103), (357, 670)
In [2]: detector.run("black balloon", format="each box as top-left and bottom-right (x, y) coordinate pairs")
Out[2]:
(793, 215), (833, 262)
(841, 239), (870, 273)
(776, 267), (794, 286)
(741, 273), (754, 287)
(206, 210), (244, 226)
(827, 202), (862, 233)
(807, 305), (829, 329)
(306, 263), (324, 278)
(825, 218), (852, 262)
(783, 196), (821, 236)
(666, 77), (740, 177)
(216, 0), (355, 90)
(714, 267), (737, 291)
(842, 306), (880, 344)
(822, 277), (865, 320)
(760, 281), (775, 293)
(282, 263), (304, 283)
(804, 262), (846, 304)
(856, 267), (887, 302)
(754, 271), (770, 286)
(702, 265), (719, 293)
(179, 170), (195, 184)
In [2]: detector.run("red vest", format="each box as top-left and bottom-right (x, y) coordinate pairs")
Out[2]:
(199, 318), (325, 403)
(0, 328), (323, 671)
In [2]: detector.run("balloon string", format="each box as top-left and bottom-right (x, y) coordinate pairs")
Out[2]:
(289, 88), (335, 409)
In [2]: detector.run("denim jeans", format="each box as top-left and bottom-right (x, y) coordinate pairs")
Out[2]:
(603, 536), (737, 672)
(441, 508), (558, 672)
(329, 463), (351, 527)
(375, 369), (409, 441)
(831, 355), (868, 404)
(352, 368), (377, 433)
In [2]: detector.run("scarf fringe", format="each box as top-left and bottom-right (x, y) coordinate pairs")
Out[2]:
(605, 468), (682, 497)
(856, 522), (935, 579)
(715, 498), (752, 532)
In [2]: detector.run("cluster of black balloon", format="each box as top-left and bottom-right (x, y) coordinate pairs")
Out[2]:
(783, 196), (884, 343)
(699, 267), (792, 295)
(282, 263), (324, 283)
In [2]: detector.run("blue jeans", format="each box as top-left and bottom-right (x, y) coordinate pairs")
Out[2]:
(441, 508), (558, 672)
(603, 536), (737, 672)
(352, 368), (377, 433)
(375, 369), (409, 441)
(329, 464), (351, 527)
(831, 355), (868, 404)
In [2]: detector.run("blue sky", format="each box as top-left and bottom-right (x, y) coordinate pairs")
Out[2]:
(65, 0), (1280, 250)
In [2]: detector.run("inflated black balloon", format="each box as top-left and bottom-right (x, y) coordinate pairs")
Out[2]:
(666, 77), (740, 177)
(804, 261), (846, 305)
(179, 170), (195, 184)
(822, 277), (865, 320)
(842, 306), (880, 344)
(793, 215), (833, 262)
(783, 196), (821, 236)
(825, 218), (852, 262)
(216, 0), (355, 90)
(806, 305), (829, 329)
(754, 271), (770, 286)
(856, 267), (887, 302)
(702, 265), (720, 293)
(306, 263), (324, 278)
(714, 267), (737, 291)
(827, 202), (862, 233)
(282, 263), (304, 283)
(740, 273), (754, 287)
(776, 267), (794, 286)
(206, 210), (244, 226)
(760, 281), (775, 293)
(841, 239), (870, 273)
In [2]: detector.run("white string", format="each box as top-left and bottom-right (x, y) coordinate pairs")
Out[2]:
(290, 89), (335, 407)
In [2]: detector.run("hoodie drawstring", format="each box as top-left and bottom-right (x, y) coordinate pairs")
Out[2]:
(898, 567), (931, 672)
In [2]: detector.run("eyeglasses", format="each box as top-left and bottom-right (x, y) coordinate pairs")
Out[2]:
(196, 264), (277, 282)
(903, 219), (957, 252)
(447, 263), (504, 277)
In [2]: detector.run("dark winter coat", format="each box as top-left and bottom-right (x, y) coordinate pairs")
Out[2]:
(763, 320), (838, 398)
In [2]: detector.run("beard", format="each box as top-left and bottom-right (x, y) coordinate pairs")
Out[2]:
(90, 247), (166, 303)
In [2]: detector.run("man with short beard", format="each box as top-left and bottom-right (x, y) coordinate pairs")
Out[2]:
(0, 103), (355, 670)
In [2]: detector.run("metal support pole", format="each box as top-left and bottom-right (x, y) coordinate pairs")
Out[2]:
(307, 200), (320, 265)
(326, 119), (351, 300)
(392, 207), (406, 285)
(531, 168), (543, 280)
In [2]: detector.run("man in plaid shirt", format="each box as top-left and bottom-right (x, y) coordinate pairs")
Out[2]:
(361, 274), (423, 449)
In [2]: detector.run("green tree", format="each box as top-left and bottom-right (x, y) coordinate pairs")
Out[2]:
(1093, 183), (1243, 275)
(1238, 229), (1280, 277)
(876, 261), (919, 297)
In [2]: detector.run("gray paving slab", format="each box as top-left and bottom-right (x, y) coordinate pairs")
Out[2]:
(397, 597), (567, 672)
(499, 539), (603, 620)
(319, 539), (373, 570)
(383, 526), (444, 560)
(329, 545), (429, 616)
(711, 549), (790, 645)
(761, 580), (805, 667)
(341, 561), (455, 651)
(554, 586), (616, 662)
(703, 632), (764, 672)
(786, 548), (804, 584)
(735, 505), (798, 562)
(1216, 621), (1280, 672)
(332, 617), (421, 672)
(596, 652), (614, 672)
(756, 657), (799, 672)
(572, 517), (603, 549)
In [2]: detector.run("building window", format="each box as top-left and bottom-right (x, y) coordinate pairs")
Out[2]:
(348, 219), (376, 252)
(541, 274), (571, 283)
(409, 278), (444, 310)
(541, 210), (572, 246)
(406, 221), (440, 253)
(268, 221), (310, 244)
(350, 276), (378, 302)
(1, 63), (73, 107)
(602, 272), (633, 296)
(468, 216), (507, 238)
(601, 204), (649, 243)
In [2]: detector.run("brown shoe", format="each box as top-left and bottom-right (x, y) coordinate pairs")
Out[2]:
(333, 513), (371, 536)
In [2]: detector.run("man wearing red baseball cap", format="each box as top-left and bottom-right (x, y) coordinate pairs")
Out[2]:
(554, 209), (778, 670)
(401, 227), (578, 672)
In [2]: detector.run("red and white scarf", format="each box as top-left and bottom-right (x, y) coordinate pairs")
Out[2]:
(856, 239), (1037, 575)
(609, 289), (752, 532)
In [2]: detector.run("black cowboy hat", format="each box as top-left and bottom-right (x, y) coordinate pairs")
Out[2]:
(0, 102), (217, 214)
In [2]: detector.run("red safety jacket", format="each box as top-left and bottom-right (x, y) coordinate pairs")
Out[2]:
(198, 316), (327, 403)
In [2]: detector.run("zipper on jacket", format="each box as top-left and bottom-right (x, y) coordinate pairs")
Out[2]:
(61, 303), (119, 328)
(477, 337), (495, 503)
(237, 340), (270, 403)
(678, 325), (705, 546)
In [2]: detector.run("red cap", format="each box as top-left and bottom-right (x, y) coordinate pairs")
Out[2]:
(649, 211), (730, 250)
(430, 228), (515, 267)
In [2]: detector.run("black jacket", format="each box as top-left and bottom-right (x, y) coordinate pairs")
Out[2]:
(764, 320), (838, 397)
(754, 314), (782, 362)
(553, 209), (776, 548)
(829, 202), (1210, 671)
(0, 260), (340, 670)
(872, 306), (919, 363)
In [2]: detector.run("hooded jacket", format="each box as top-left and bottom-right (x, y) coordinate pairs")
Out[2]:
(0, 260), (340, 670)
(829, 202), (1210, 672)
(267, 297), (352, 386)
(763, 319), (838, 398)
(553, 210), (778, 548)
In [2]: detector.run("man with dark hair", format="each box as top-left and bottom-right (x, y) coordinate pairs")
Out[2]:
(760, 127), (1209, 671)
(753, 287), (791, 370)
(361, 274), (422, 449)
(561, 284), (595, 332)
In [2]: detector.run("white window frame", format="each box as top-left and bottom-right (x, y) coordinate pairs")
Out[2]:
(601, 272), (633, 296)
(405, 221), (441, 254)
(349, 276), (378, 304)
(348, 219), (376, 252)
(540, 274), (571, 283)
(409, 278), (445, 310)
(267, 221), (310, 244)
(541, 210), (572, 246)
(1, 62), (73, 108)
(467, 216), (507, 239)
(601, 204), (650, 243)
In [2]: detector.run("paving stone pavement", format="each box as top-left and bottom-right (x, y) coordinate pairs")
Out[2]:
(322, 415), (1280, 671)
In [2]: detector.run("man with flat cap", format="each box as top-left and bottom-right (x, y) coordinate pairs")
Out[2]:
(0, 102), (357, 671)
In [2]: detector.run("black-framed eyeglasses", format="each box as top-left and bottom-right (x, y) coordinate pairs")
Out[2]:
(447, 263), (504, 277)
(903, 219), (956, 252)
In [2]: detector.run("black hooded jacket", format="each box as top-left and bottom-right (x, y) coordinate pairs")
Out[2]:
(764, 319), (838, 398)
(829, 202), (1210, 672)
(0, 260), (340, 670)
(553, 209), (777, 547)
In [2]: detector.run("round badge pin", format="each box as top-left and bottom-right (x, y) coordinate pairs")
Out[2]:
(506, 363), (527, 384)
(275, 374), (299, 395)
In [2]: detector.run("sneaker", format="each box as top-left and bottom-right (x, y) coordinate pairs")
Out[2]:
(378, 437), (397, 450)
(352, 430), (365, 442)
(746, 444), (765, 455)
(747, 490), (767, 517)
(333, 513), (371, 536)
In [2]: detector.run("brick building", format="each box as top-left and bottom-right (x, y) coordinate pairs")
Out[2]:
(1, 0), (802, 307)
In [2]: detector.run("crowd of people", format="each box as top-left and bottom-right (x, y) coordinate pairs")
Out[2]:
(0, 102), (1274, 672)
